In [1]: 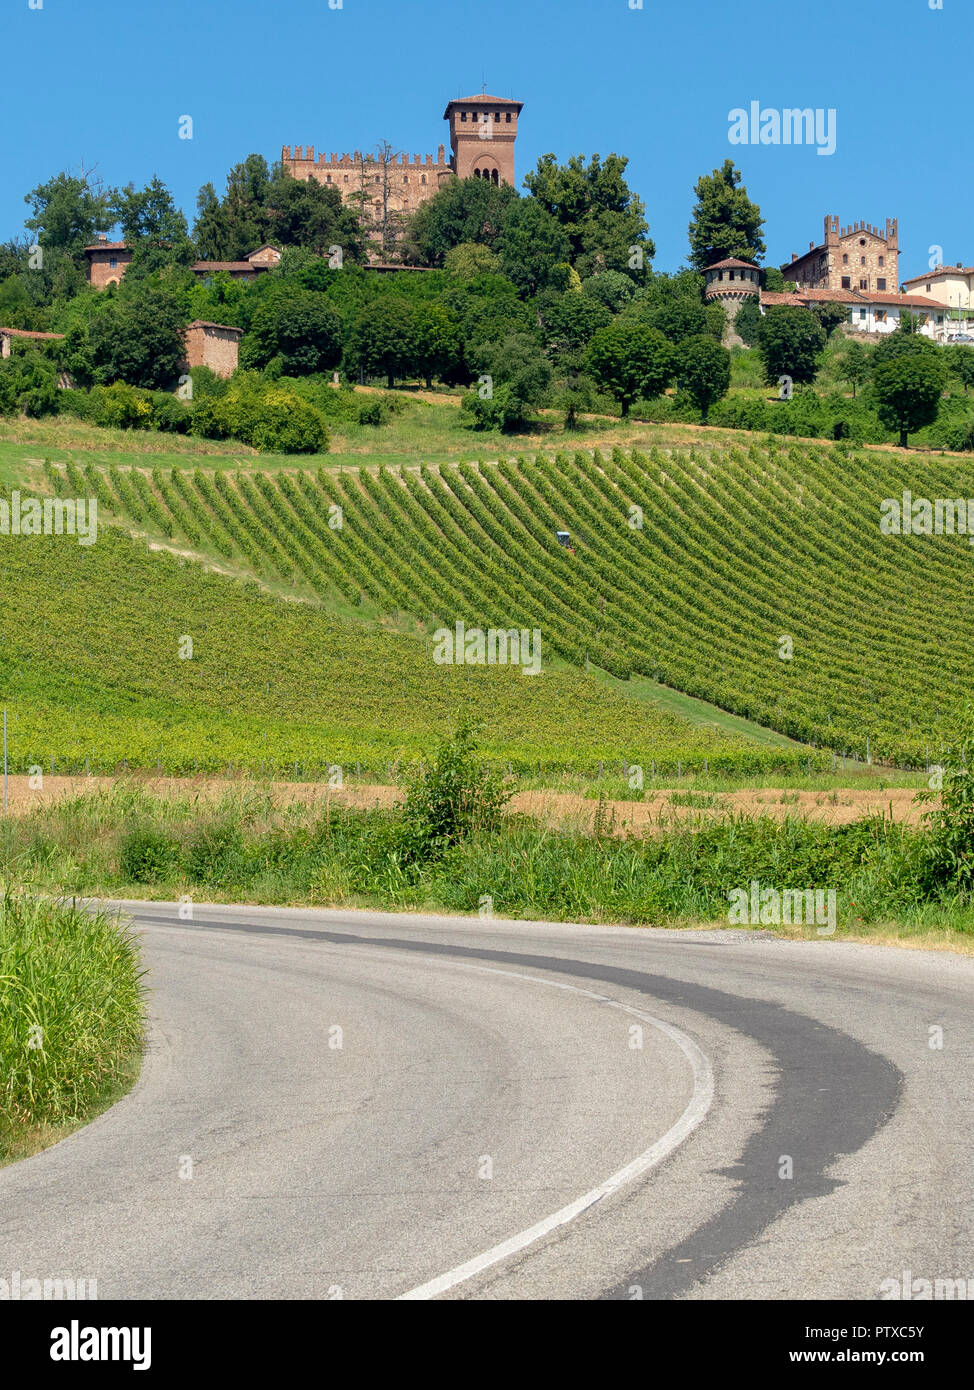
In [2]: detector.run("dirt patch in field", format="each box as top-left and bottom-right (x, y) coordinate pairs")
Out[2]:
(0, 775), (927, 833)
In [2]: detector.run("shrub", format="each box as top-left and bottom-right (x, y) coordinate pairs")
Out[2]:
(120, 828), (183, 883)
(396, 719), (513, 866)
(90, 381), (155, 430)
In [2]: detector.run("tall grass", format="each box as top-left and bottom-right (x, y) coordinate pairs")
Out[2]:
(3, 783), (974, 939)
(0, 887), (145, 1161)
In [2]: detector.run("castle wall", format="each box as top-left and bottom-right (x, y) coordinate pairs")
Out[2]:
(282, 146), (453, 221)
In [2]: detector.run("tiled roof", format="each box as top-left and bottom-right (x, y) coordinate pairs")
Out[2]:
(866, 291), (942, 309)
(792, 286), (862, 304)
(185, 319), (243, 335)
(83, 241), (129, 253)
(0, 326), (65, 340)
(191, 261), (260, 273)
(761, 289), (943, 312)
(706, 257), (760, 271)
(902, 267), (974, 286)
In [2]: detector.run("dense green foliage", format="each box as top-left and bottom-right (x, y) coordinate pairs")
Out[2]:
(687, 160), (766, 272)
(15, 434), (974, 769)
(0, 493), (797, 776)
(0, 889), (144, 1158)
(5, 784), (973, 939)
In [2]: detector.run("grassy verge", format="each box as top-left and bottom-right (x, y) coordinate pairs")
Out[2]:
(0, 890), (146, 1166)
(3, 783), (972, 950)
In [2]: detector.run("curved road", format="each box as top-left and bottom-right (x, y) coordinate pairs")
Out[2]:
(2, 902), (973, 1300)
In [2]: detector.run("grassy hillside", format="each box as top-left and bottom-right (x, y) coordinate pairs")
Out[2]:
(0, 522), (804, 778)
(25, 434), (974, 768)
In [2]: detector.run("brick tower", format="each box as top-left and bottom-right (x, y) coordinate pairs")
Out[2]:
(443, 93), (523, 186)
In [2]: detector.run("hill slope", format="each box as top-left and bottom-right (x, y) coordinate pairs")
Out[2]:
(34, 438), (974, 767)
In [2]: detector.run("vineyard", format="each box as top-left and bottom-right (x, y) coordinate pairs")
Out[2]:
(4, 435), (971, 773)
(0, 522), (792, 779)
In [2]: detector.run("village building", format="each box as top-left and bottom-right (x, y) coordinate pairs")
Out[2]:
(83, 240), (281, 290)
(191, 245), (281, 282)
(900, 264), (974, 339)
(783, 215), (899, 296)
(183, 320), (242, 378)
(0, 326), (65, 358)
(760, 286), (944, 338)
(83, 238), (133, 288)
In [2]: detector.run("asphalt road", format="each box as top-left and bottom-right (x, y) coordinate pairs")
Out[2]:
(2, 902), (972, 1300)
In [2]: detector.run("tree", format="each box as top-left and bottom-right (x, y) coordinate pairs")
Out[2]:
(24, 168), (115, 263)
(244, 289), (343, 375)
(688, 160), (765, 272)
(873, 353), (947, 448)
(443, 242), (501, 279)
(734, 297), (762, 347)
(538, 290), (612, 360)
(463, 331), (551, 431)
(345, 297), (417, 387)
(582, 270), (635, 312)
(347, 142), (410, 260)
(265, 169), (366, 262)
(642, 296), (708, 345)
(812, 301), (850, 339)
(523, 152), (653, 280)
(675, 335), (731, 421)
(193, 154), (272, 261)
(495, 198), (571, 296)
(88, 285), (187, 390)
(585, 322), (675, 416)
(404, 177), (518, 266)
(873, 326), (942, 366)
(840, 341), (872, 398)
(948, 344), (974, 394)
(757, 306), (827, 386)
(411, 303), (461, 388)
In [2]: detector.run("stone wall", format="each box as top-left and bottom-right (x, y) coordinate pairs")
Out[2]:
(184, 323), (240, 379)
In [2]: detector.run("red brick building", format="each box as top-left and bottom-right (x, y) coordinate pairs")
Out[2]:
(183, 321), (242, 378)
(83, 238), (133, 288)
(282, 90), (523, 236)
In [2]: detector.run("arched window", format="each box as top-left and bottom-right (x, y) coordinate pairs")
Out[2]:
(492, 168), (499, 185)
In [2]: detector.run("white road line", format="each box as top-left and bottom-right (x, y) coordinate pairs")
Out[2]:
(131, 913), (714, 1300)
(395, 962), (714, 1300)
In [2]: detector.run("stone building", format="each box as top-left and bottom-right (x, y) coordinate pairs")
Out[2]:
(183, 320), (242, 378)
(704, 258), (761, 344)
(0, 326), (65, 358)
(84, 242), (281, 289)
(190, 246), (281, 282)
(83, 238), (133, 288)
(281, 91), (523, 235)
(783, 215), (899, 296)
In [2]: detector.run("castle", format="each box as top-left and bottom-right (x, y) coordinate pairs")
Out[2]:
(784, 215), (899, 296)
(282, 92), (523, 233)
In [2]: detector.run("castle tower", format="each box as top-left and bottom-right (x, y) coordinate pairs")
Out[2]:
(703, 258), (761, 346)
(443, 93), (522, 185)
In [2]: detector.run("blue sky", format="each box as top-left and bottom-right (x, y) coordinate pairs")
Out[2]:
(0, 0), (966, 281)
